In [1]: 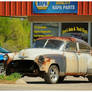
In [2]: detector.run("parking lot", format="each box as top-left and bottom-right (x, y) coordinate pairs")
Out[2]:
(0, 76), (92, 90)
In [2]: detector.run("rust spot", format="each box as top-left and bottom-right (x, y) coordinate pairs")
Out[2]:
(66, 73), (85, 76)
(43, 58), (51, 64)
(6, 57), (13, 65)
(37, 37), (76, 42)
(4, 52), (18, 65)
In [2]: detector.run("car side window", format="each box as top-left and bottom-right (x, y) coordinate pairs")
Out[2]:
(79, 43), (90, 52)
(65, 42), (77, 52)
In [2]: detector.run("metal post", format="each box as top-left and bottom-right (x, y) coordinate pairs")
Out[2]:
(58, 23), (61, 37)
(88, 22), (91, 46)
(30, 22), (33, 48)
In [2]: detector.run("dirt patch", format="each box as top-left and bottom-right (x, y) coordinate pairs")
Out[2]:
(0, 80), (16, 84)
(0, 79), (26, 84)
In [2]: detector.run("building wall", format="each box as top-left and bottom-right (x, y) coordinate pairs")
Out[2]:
(78, 2), (92, 15)
(0, 2), (32, 16)
(0, 2), (92, 16)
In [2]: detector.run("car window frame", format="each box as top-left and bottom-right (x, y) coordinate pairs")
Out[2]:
(78, 42), (91, 53)
(64, 41), (77, 52)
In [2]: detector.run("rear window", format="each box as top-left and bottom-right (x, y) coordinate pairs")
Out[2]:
(79, 43), (90, 52)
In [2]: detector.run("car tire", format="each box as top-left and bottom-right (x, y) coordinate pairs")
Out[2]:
(6, 65), (14, 75)
(44, 65), (59, 84)
(58, 76), (65, 83)
(87, 76), (92, 82)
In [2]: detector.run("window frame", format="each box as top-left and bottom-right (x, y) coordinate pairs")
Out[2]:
(64, 41), (77, 52)
(78, 42), (91, 53)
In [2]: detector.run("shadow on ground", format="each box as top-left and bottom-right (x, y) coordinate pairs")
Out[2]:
(26, 80), (90, 84)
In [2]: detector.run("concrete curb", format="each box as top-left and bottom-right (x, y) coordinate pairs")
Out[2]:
(15, 78), (27, 84)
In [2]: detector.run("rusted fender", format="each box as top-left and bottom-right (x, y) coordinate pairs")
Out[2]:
(6, 52), (18, 65)
(35, 54), (66, 73)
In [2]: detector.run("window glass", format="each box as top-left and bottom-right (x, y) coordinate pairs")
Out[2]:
(79, 43), (90, 52)
(33, 23), (59, 42)
(65, 42), (77, 51)
(33, 39), (47, 48)
(44, 40), (64, 49)
(33, 39), (64, 49)
(61, 23), (88, 42)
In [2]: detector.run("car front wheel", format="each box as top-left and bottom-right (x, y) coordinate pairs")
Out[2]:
(44, 65), (59, 84)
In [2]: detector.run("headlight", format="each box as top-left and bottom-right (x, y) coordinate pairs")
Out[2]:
(38, 56), (44, 63)
(3, 54), (8, 61)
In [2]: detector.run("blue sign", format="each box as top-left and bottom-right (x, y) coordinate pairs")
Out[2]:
(33, 2), (78, 14)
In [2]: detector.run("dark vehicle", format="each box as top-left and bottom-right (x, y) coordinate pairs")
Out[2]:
(0, 47), (10, 54)
(0, 47), (10, 74)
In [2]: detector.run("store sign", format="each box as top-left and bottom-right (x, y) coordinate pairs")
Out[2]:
(33, 2), (78, 14)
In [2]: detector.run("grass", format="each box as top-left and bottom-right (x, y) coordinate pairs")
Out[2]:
(0, 73), (22, 81)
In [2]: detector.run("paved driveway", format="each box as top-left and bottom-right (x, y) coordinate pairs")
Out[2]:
(0, 76), (92, 90)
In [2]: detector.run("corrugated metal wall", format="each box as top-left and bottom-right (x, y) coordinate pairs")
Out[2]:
(0, 1), (32, 16)
(0, 1), (92, 16)
(78, 1), (92, 15)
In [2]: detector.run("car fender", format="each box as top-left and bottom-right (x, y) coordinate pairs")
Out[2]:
(35, 54), (66, 74)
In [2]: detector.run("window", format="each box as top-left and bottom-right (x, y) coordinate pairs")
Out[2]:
(65, 42), (77, 51)
(44, 40), (64, 49)
(33, 39), (47, 48)
(33, 23), (59, 42)
(61, 23), (88, 42)
(79, 43), (90, 52)
(33, 39), (64, 50)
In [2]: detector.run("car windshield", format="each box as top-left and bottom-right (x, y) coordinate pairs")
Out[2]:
(0, 47), (10, 53)
(33, 39), (64, 49)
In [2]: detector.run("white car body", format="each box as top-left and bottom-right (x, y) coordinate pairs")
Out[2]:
(7, 37), (92, 83)
(13, 37), (92, 75)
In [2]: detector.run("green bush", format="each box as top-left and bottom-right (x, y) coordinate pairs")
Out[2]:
(0, 74), (5, 80)
(0, 73), (22, 81)
(0, 17), (31, 52)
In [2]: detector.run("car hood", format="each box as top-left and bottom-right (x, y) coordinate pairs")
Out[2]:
(8, 52), (18, 59)
(14, 48), (62, 60)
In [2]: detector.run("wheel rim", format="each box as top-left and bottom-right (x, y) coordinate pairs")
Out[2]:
(49, 66), (59, 82)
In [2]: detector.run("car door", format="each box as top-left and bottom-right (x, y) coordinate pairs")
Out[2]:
(77, 42), (90, 74)
(64, 41), (78, 74)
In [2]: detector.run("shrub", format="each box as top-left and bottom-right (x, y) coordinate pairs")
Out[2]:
(0, 73), (22, 81)
(0, 74), (5, 80)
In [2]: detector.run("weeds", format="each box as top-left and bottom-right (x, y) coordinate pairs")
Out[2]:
(0, 73), (22, 81)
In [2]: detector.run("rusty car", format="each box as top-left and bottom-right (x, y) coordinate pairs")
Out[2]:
(5, 37), (92, 84)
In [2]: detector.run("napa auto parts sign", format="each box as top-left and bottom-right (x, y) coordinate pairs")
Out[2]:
(33, 2), (78, 14)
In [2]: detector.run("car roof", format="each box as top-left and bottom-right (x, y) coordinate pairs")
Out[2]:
(37, 37), (76, 42)
(37, 37), (91, 48)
